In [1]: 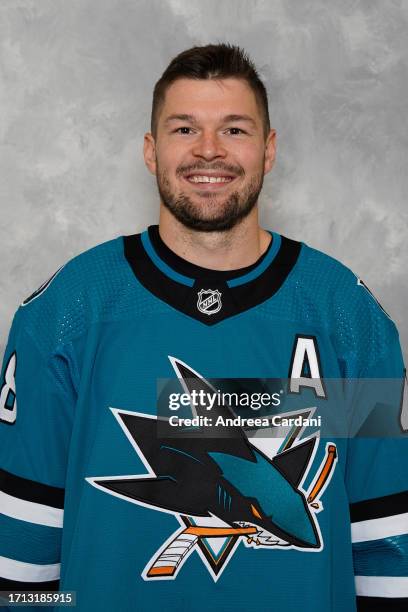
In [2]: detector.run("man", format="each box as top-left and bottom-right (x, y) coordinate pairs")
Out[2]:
(0, 43), (407, 611)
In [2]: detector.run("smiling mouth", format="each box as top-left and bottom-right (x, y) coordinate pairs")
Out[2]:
(182, 174), (237, 188)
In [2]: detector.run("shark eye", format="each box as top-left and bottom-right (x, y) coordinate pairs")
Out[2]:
(250, 504), (263, 519)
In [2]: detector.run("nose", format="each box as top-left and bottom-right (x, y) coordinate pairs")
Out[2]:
(191, 130), (227, 160)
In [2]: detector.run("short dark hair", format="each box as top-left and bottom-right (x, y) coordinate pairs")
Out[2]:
(150, 43), (270, 140)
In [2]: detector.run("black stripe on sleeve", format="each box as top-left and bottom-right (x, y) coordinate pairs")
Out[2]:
(357, 596), (408, 611)
(0, 468), (64, 509)
(350, 490), (408, 523)
(0, 577), (60, 591)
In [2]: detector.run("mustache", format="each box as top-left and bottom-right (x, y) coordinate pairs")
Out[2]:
(176, 164), (244, 177)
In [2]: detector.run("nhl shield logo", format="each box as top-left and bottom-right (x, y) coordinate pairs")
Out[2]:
(197, 289), (222, 315)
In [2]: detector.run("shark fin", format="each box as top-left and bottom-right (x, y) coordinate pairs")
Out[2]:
(271, 438), (316, 488)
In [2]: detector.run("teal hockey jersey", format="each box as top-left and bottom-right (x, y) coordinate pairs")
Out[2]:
(0, 225), (407, 611)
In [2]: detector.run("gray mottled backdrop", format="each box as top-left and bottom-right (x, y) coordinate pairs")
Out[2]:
(1, 0), (407, 360)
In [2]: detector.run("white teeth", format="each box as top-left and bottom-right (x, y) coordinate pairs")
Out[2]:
(187, 175), (233, 183)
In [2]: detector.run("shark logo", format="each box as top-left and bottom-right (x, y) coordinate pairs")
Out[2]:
(87, 357), (337, 581)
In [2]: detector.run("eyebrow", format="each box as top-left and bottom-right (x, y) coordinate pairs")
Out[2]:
(164, 113), (257, 127)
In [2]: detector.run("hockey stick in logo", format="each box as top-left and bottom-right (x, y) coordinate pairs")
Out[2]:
(307, 444), (337, 509)
(146, 525), (257, 578)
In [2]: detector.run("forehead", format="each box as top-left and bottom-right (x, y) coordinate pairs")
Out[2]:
(160, 77), (260, 121)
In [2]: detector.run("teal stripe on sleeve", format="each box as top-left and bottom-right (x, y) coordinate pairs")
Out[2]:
(0, 513), (61, 565)
(353, 534), (408, 577)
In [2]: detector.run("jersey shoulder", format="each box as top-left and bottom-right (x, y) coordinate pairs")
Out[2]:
(295, 239), (399, 373)
(21, 235), (123, 304)
(14, 235), (132, 356)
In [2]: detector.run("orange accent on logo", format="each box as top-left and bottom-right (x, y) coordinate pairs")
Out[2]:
(147, 566), (176, 576)
(307, 444), (337, 503)
(250, 504), (262, 519)
(184, 526), (257, 537)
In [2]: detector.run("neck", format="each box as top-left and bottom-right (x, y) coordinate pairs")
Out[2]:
(158, 207), (271, 271)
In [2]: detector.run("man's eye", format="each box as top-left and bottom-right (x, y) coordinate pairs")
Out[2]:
(175, 127), (193, 134)
(227, 127), (245, 135)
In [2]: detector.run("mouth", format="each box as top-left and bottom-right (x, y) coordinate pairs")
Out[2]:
(182, 173), (238, 190)
(234, 521), (289, 547)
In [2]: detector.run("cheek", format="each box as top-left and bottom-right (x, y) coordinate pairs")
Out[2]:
(157, 139), (186, 165)
(230, 143), (264, 170)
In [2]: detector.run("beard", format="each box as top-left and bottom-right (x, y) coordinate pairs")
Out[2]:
(156, 163), (265, 232)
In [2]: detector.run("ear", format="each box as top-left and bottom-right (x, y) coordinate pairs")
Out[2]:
(143, 132), (157, 175)
(264, 129), (277, 175)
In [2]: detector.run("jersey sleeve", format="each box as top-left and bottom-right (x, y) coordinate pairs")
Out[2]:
(0, 304), (76, 593)
(341, 284), (408, 610)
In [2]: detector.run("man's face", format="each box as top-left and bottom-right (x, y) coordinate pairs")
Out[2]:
(144, 77), (276, 232)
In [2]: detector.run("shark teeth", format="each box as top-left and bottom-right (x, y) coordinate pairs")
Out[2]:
(234, 521), (289, 546)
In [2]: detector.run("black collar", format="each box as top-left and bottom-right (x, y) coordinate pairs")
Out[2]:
(123, 225), (301, 325)
(147, 225), (274, 281)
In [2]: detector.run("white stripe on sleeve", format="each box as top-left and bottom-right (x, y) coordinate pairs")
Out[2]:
(0, 555), (60, 582)
(352, 512), (408, 543)
(355, 575), (408, 598)
(0, 490), (63, 528)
